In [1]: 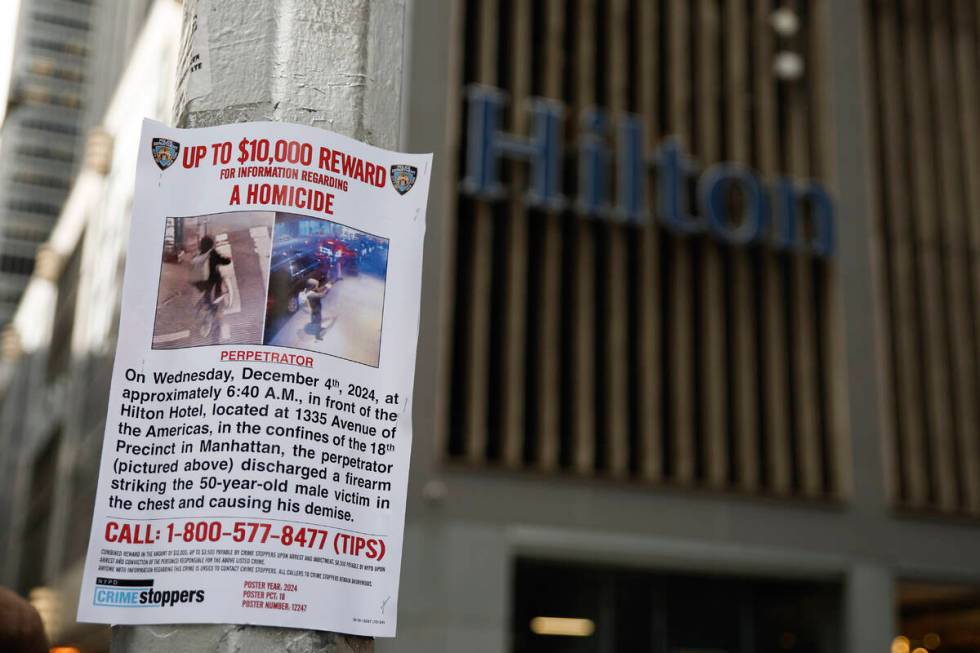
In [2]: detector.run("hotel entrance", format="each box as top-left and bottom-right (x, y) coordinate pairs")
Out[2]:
(512, 559), (841, 653)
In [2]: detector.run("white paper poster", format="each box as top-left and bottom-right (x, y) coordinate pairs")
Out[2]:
(77, 119), (431, 637)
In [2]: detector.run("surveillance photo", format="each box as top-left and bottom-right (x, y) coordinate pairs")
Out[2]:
(151, 211), (274, 349)
(263, 212), (389, 367)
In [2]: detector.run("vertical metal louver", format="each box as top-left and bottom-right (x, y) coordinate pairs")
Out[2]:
(442, 0), (845, 500)
(866, 0), (980, 516)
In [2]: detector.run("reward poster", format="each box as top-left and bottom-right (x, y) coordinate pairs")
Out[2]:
(77, 120), (431, 637)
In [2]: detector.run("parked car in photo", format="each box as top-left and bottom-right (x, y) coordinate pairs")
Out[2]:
(267, 250), (326, 314)
(315, 238), (358, 278)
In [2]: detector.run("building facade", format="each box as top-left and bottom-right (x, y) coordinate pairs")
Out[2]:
(0, 2), (179, 649)
(0, 0), (153, 325)
(1, 0), (980, 652)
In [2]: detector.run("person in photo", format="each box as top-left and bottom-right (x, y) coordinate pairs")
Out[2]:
(192, 235), (231, 303)
(305, 277), (332, 341)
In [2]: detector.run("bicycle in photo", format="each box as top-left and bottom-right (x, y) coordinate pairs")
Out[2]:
(194, 272), (233, 339)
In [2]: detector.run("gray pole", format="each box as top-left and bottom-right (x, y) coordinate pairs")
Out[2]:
(112, 0), (406, 649)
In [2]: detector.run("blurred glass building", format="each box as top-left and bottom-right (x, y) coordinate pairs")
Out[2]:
(1, 0), (980, 652)
(0, 0), (153, 325)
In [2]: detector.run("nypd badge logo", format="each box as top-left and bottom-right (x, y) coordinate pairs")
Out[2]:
(390, 164), (417, 195)
(151, 137), (180, 171)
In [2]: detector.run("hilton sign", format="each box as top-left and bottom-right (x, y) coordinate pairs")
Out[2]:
(461, 84), (834, 257)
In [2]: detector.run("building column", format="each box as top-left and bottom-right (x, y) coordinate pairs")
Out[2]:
(846, 564), (895, 653)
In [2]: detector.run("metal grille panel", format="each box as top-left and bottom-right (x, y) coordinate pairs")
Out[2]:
(865, 0), (980, 516)
(442, 0), (845, 499)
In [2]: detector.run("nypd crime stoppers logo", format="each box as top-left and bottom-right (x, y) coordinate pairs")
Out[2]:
(94, 577), (204, 607)
(390, 164), (417, 195)
(151, 137), (180, 171)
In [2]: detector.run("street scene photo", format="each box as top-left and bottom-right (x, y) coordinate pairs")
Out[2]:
(263, 212), (389, 367)
(151, 211), (274, 348)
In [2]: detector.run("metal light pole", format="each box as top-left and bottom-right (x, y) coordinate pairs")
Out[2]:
(111, 0), (406, 650)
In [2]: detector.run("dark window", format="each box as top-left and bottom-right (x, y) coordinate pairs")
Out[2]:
(31, 11), (91, 32)
(0, 254), (35, 276)
(7, 199), (62, 216)
(27, 37), (87, 57)
(20, 119), (79, 137)
(513, 559), (841, 653)
(4, 226), (50, 244)
(13, 172), (71, 191)
(15, 143), (76, 164)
